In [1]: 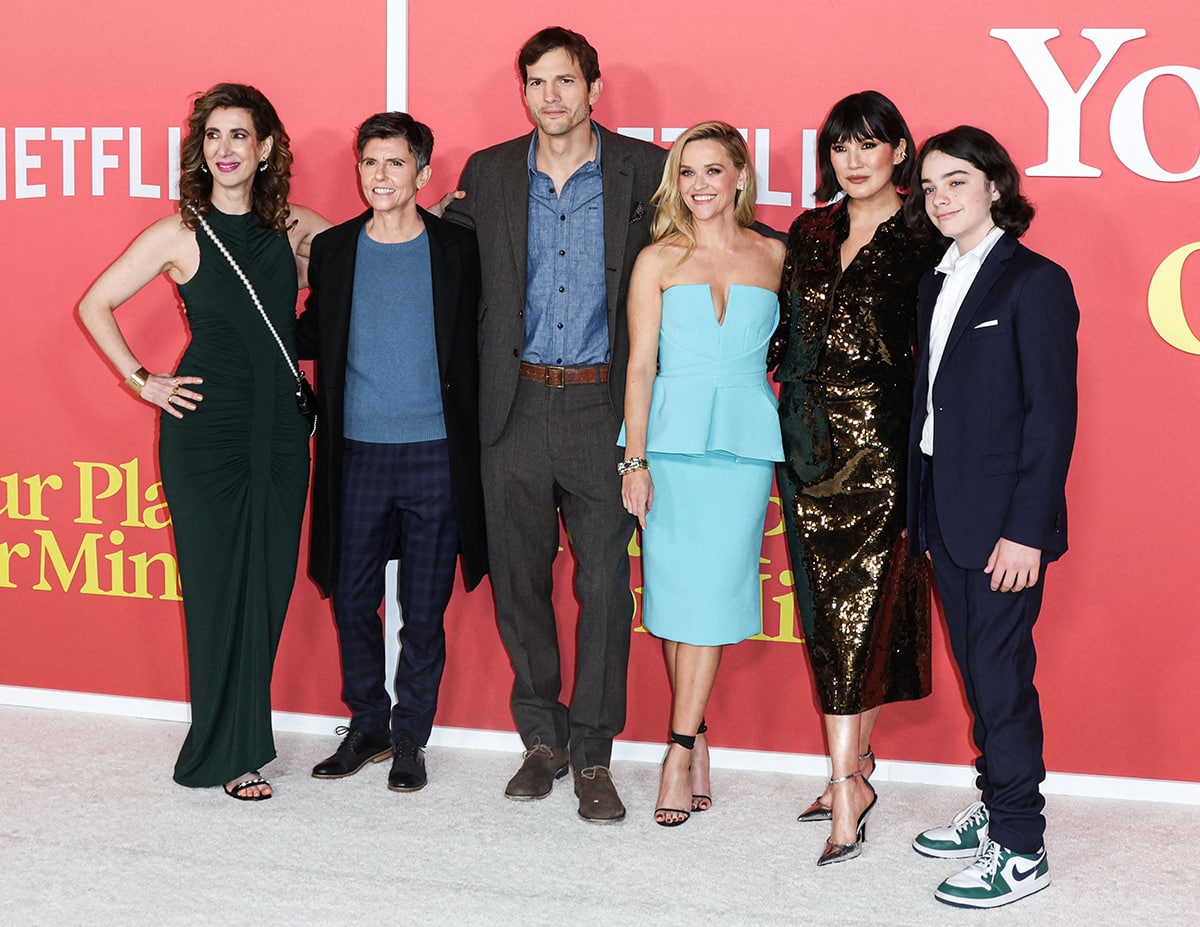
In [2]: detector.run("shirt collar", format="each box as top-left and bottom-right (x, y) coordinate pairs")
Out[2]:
(935, 225), (1006, 275)
(527, 122), (603, 177)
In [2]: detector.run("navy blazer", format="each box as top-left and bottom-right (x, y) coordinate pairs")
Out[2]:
(296, 207), (488, 596)
(906, 233), (1079, 569)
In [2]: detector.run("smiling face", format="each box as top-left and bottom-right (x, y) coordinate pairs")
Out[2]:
(920, 150), (1000, 251)
(358, 136), (431, 217)
(202, 107), (271, 187)
(522, 47), (601, 140)
(677, 138), (745, 222)
(830, 136), (905, 203)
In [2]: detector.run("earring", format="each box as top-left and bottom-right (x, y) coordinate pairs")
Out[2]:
(737, 181), (745, 190)
(257, 159), (269, 173)
(200, 162), (209, 174)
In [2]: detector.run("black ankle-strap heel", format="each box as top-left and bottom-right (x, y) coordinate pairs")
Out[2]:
(656, 729), (700, 827)
(669, 731), (696, 750)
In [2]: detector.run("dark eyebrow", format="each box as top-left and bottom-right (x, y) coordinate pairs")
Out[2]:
(920, 169), (971, 184)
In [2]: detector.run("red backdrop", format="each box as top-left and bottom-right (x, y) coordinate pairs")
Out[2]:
(1, 0), (1197, 783)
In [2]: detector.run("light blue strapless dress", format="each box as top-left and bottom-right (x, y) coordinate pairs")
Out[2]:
(621, 284), (783, 645)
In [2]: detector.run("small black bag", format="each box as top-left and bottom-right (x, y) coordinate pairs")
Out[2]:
(296, 372), (317, 437)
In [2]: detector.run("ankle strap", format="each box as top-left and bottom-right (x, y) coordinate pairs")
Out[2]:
(858, 745), (874, 763)
(669, 731), (696, 750)
(697, 719), (708, 735)
(828, 772), (860, 785)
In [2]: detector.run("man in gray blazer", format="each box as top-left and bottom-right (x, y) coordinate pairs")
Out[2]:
(445, 25), (665, 823)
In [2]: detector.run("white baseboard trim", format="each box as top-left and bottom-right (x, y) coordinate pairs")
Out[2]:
(4, 684), (1196, 805)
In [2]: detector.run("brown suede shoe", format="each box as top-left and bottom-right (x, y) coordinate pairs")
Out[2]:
(504, 739), (569, 800)
(574, 766), (626, 823)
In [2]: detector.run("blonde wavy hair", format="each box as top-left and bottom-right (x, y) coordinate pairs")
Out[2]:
(650, 121), (757, 251)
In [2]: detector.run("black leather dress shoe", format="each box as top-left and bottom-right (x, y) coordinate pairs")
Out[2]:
(312, 726), (392, 779)
(387, 735), (427, 792)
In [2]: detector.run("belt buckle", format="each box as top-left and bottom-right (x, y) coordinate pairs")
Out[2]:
(545, 365), (566, 389)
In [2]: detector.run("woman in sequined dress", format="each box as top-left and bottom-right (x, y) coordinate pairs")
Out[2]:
(770, 91), (943, 864)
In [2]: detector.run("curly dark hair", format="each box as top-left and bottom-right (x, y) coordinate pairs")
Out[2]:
(904, 125), (1035, 237)
(178, 82), (294, 234)
(814, 90), (916, 203)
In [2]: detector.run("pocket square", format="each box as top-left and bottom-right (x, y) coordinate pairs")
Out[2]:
(973, 319), (999, 329)
(630, 202), (646, 223)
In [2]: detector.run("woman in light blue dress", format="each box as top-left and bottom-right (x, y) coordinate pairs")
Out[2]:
(621, 122), (785, 826)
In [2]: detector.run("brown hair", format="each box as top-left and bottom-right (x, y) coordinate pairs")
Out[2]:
(178, 82), (294, 234)
(517, 26), (600, 86)
(904, 125), (1035, 237)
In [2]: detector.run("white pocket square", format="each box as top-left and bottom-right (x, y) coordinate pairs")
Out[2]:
(973, 319), (999, 329)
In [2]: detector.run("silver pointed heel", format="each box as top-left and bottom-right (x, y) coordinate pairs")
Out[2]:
(799, 746), (875, 823)
(816, 773), (877, 866)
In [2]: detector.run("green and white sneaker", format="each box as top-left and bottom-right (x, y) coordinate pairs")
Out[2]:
(912, 800), (989, 858)
(935, 839), (1050, 909)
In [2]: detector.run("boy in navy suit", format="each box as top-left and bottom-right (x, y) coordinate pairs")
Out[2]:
(902, 126), (1079, 909)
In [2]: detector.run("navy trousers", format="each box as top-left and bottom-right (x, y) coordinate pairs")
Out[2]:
(332, 438), (460, 745)
(924, 461), (1047, 853)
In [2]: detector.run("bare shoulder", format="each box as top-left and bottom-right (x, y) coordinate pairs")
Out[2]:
(636, 236), (688, 277)
(133, 212), (198, 275)
(762, 233), (786, 263)
(741, 226), (785, 263)
(141, 212), (194, 249)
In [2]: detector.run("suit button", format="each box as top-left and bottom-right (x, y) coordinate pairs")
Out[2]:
(444, 382), (451, 391)
(512, 348), (519, 357)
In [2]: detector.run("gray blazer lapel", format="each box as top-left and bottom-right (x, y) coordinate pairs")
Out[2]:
(500, 138), (532, 301)
(601, 143), (635, 334)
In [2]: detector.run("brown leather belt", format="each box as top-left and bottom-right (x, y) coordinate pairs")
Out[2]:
(518, 362), (609, 388)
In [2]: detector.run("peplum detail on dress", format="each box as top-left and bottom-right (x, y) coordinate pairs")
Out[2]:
(620, 283), (783, 462)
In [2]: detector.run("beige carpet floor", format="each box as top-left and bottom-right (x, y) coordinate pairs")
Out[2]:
(1, 705), (1195, 926)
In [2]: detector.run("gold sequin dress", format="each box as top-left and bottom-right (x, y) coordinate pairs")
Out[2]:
(770, 201), (941, 714)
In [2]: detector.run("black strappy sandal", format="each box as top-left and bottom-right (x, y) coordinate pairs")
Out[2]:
(655, 731), (696, 827)
(691, 720), (712, 813)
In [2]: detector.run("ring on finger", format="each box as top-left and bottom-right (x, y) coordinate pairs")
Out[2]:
(170, 385), (180, 397)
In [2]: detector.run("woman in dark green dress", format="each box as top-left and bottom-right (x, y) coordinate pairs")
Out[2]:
(79, 83), (329, 800)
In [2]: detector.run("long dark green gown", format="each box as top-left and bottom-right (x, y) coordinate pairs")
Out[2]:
(160, 208), (310, 787)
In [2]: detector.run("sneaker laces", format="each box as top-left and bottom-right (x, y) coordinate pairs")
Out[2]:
(974, 839), (1003, 877)
(953, 802), (988, 836)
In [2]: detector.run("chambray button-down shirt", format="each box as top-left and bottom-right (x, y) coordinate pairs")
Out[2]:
(524, 126), (608, 365)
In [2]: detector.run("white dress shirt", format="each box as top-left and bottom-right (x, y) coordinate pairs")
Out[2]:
(921, 226), (1006, 456)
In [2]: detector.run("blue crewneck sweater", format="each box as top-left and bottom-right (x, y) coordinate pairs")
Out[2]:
(344, 226), (445, 443)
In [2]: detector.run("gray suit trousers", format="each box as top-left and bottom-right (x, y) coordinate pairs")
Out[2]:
(483, 378), (635, 771)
